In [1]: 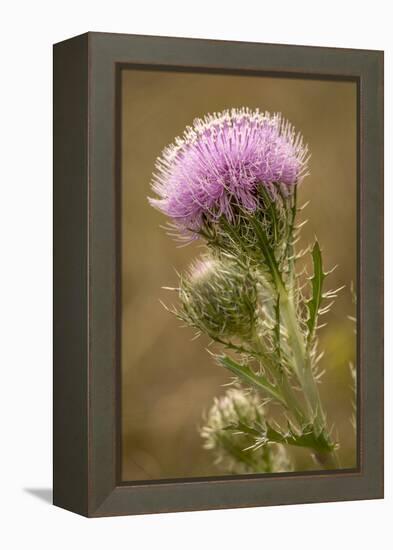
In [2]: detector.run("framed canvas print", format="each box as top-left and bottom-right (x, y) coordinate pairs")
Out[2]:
(53, 32), (383, 517)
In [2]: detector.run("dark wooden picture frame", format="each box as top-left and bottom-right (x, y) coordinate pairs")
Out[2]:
(53, 32), (383, 517)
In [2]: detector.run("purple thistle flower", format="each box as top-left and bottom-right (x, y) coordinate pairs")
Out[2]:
(149, 108), (309, 235)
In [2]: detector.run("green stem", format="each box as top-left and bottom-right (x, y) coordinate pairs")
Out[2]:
(252, 335), (306, 426)
(278, 283), (327, 436)
(273, 280), (338, 469)
(278, 373), (306, 427)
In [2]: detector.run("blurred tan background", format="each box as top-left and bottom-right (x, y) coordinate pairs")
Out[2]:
(121, 68), (357, 481)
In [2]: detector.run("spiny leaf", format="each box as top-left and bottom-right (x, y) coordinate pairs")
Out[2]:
(227, 420), (335, 454)
(218, 431), (262, 469)
(278, 185), (298, 261)
(248, 214), (284, 289)
(273, 294), (281, 359)
(264, 422), (334, 453)
(259, 186), (279, 244)
(217, 355), (285, 404)
(286, 186), (298, 275)
(306, 240), (327, 345)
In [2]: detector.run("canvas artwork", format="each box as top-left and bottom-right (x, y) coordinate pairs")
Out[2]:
(54, 33), (383, 516)
(120, 69), (357, 481)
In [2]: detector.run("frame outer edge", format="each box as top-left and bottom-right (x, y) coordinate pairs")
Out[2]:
(355, 50), (384, 501)
(53, 33), (90, 517)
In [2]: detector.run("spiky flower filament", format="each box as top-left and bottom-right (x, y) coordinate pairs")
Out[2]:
(149, 108), (309, 238)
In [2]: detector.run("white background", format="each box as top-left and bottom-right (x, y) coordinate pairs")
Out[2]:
(0, 1), (391, 548)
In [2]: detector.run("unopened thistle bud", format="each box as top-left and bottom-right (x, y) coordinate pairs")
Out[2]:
(201, 388), (293, 474)
(179, 257), (257, 340)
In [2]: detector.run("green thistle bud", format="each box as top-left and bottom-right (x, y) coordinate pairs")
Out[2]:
(179, 257), (257, 340)
(200, 388), (293, 474)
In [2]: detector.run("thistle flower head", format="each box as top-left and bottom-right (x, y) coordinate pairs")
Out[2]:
(201, 388), (293, 474)
(178, 256), (257, 340)
(149, 108), (309, 236)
